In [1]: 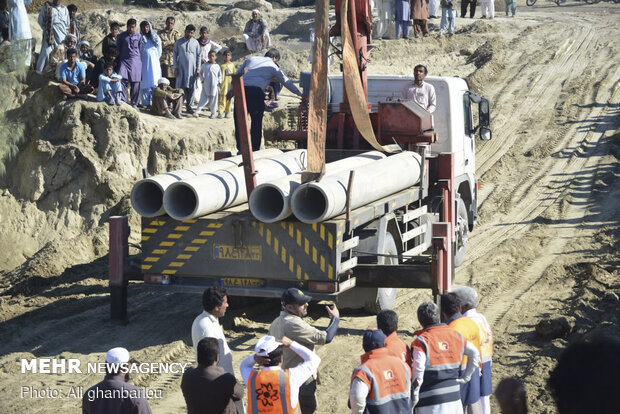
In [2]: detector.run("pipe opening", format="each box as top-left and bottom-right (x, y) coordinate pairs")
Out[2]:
(131, 181), (164, 217)
(250, 186), (285, 222)
(164, 185), (198, 220)
(292, 186), (327, 223)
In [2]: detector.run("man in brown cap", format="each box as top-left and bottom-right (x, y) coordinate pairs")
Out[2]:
(268, 288), (340, 414)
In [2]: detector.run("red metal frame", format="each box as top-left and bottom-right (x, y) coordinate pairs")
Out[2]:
(432, 222), (452, 296)
(232, 74), (258, 198)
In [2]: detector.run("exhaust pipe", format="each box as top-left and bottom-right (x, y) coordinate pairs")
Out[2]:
(290, 151), (422, 224)
(249, 151), (387, 223)
(163, 150), (306, 221)
(130, 149), (282, 217)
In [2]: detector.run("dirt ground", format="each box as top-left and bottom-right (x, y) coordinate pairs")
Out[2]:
(0, 2), (619, 413)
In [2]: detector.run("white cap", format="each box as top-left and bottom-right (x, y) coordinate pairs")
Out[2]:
(106, 347), (130, 364)
(157, 77), (170, 85)
(255, 336), (280, 356)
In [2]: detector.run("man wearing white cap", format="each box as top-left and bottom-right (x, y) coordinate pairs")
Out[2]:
(241, 335), (320, 414)
(82, 347), (152, 414)
(150, 77), (184, 119)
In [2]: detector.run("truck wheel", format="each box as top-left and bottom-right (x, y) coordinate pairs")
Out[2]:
(363, 234), (399, 314)
(454, 197), (469, 267)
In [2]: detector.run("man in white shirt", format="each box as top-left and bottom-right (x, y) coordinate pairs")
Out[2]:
(241, 336), (320, 414)
(191, 286), (233, 375)
(401, 64), (437, 113)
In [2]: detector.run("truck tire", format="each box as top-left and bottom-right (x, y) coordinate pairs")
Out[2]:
(454, 197), (469, 267)
(363, 234), (399, 314)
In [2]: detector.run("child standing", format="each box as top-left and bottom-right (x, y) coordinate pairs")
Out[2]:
(218, 49), (235, 119)
(195, 50), (222, 118)
(97, 63), (124, 105)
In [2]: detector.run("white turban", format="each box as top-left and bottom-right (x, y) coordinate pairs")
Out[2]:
(106, 347), (130, 364)
(157, 77), (170, 85)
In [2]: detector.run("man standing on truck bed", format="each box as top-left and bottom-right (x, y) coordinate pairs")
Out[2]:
(269, 288), (340, 414)
(401, 64), (437, 113)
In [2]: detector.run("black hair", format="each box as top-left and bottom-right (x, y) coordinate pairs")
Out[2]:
(109, 22), (120, 30)
(166, 16), (175, 23)
(223, 49), (232, 56)
(548, 339), (620, 414)
(200, 26), (209, 33)
(105, 46), (118, 58)
(495, 377), (528, 414)
(377, 310), (398, 336)
(66, 48), (78, 57)
(202, 286), (227, 312)
(196, 337), (220, 366)
(208, 50), (217, 56)
(414, 64), (428, 75)
(185, 24), (196, 33)
(67, 4), (77, 13)
(140, 21), (151, 37)
(417, 301), (440, 328)
(264, 49), (280, 61)
(266, 346), (284, 367)
(127, 18), (137, 27)
(104, 62), (114, 70)
(440, 292), (461, 318)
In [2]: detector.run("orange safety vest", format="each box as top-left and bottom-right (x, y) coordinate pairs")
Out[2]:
(247, 369), (301, 414)
(411, 324), (465, 408)
(448, 315), (481, 367)
(384, 332), (412, 367)
(351, 347), (411, 413)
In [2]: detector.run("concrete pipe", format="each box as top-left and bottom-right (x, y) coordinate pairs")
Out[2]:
(290, 151), (422, 224)
(163, 150), (307, 221)
(249, 151), (387, 223)
(130, 149), (282, 217)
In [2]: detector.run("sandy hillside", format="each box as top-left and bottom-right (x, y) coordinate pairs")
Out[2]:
(0, 2), (619, 414)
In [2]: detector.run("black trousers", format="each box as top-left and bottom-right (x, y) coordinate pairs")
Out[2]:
(461, 0), (477, 18)
(123, 80), (141, 106)
(234, 86), (265, 152)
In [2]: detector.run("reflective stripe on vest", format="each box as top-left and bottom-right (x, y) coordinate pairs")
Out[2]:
(414, 325), (465, 407)
(351, 353), (411, 414)
(248, 369), (300, 414)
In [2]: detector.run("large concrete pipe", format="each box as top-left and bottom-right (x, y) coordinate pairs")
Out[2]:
(249, 151), (386, 223)
(130, 149), (282, 217)
(164, 150), (307, 221)
(290, 151), (422, 224)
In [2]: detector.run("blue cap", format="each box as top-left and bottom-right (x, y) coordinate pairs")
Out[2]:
(362, 329), (386, 352)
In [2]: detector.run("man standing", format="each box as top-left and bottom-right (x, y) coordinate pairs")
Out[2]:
(158, 16), (179, 87)
(173, 24), (201, 115)
(67, 3), (79, 41)
(349, 329), (411, 413)
(8, 0), (33, 67)
(241, 336), (320, 414)
(439, 0), (456, 36)
(82, 347), (152, 414)
(373, 0), (394, 40)
(480, 0), (494, 19)
(182, 337), (244, 414)
(461, 0), (477, 19)
(441, 292), (483, 414)
(57, 47), (93, 98)
(269, 287), (340, 414)
(35, 0), (69, 74)
(505, 0), (516, 17)
(401, 64), (436, 113)
(191, 286), (233, 374)
(394, 0), (410, 39)
(411, 301), (480, 413)
(116, 18), (142, 107)
(102, 21), (120, 57)
(233, 49), (303, 152)
(411, 0), (429, 38)
(453, 286), (493, 414)
(377, 309), (411, 366)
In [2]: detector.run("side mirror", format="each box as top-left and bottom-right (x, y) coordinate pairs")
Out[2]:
(480, 126), (492, 141)
(479, 98), (491, 127)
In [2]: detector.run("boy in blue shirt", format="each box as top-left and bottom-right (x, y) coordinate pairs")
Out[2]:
(96, 62), (124, 105)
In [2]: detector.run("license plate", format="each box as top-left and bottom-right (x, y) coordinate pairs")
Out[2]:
(222, 277), (264, 287)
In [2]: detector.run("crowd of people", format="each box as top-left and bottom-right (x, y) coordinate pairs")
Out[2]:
(83, 285), (507, 414)
(371, 0), (514, 39)
(82, 284), (620, 414)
